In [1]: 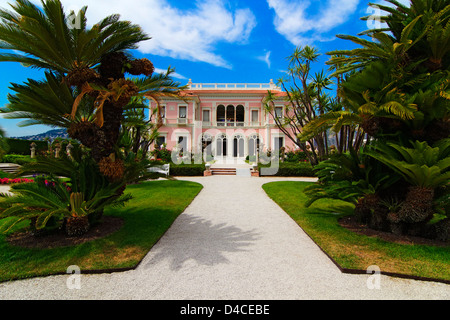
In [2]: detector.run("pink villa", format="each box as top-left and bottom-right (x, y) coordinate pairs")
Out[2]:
(149, 80), (297, 163)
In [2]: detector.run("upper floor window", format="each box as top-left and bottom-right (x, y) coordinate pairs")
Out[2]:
(275, 107), (283, 119)
(251, 110), (259, 123)
(202, 109), (210, 123)
(179, 106), (187, 118)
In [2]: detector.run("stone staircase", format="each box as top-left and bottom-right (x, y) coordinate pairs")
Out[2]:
(211, 167), (237, 176)
(0, 163), (21, 174)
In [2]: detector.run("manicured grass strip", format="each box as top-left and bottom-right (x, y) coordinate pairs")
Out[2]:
(0, 180), (203, 282)
(262, 181), (450, 282)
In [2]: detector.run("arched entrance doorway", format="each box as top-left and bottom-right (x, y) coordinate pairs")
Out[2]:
(233, 134), (245, 158)
(248, 134), (261, 160)
(201, 133), (213, 161)
(216, 133), (227, 157)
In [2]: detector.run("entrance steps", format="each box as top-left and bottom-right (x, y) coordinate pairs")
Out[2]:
(206, 160), (254, 177)
(211, 168), (236, 175)
(0, 163), (20, 174)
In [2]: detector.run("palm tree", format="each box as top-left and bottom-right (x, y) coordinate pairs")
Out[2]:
(328, 0), (450, 74)
(0, 0), (149, 74)
(360, 0), (450, 71)
(325, 0), (449, 145)
(265, 46), (336, 165)
(0, 0), (184, 182)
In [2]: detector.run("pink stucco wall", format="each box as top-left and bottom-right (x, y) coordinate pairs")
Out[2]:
(150, 86), (298, 159)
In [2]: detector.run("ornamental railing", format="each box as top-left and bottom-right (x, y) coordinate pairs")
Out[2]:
(187, 80), (280, 91)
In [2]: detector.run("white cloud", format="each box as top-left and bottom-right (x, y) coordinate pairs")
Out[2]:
(267, 0), (359, 45)
(257, 50), (271, 69)
(0, 0), (256, 69)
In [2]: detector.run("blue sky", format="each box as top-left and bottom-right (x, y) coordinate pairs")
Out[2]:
(0, 0), (406, 137)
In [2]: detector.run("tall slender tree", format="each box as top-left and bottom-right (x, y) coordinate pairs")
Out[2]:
(265, 46), (333, 165)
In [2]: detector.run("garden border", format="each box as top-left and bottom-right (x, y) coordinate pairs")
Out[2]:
(295, 216), (450, 285)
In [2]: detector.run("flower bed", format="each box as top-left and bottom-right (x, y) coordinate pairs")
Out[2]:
(0, 178), (34, 184)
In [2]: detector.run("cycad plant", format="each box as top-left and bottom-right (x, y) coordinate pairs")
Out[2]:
(0, 0), (184, 182)
(0, 176), (131, 236)
(0, 144), (155, 236)
(303, 144), (399, 230)
(0, 1), (184, 238)
(366, 139), (450, 229)
(301, 0), (450, 240)
(326, 0), (450, 144)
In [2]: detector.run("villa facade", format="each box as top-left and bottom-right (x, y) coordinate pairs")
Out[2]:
(150, 80), (297, 162)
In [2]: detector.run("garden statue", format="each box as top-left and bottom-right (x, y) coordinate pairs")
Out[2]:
(66, 142), (73, 159)
(30, 142), (36, 158)
(54, 143), (61, 158)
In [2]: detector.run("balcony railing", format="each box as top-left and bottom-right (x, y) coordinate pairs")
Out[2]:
(216, 121), (245, 127)
(154, 118), (263, 127)
(187, 80), (281, 91)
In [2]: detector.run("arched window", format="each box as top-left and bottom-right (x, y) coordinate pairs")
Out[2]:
(226, 105), (235, 126)
(236, 105), (244, 126)
(217, 105), (225, 126)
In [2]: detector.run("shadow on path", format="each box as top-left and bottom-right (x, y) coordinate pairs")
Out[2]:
(141, 215), (261, 271)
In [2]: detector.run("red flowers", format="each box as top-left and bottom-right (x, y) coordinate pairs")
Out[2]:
(0, 178), (34, 184)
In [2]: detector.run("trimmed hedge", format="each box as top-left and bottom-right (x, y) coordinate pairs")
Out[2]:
(5, 138), (47, 155)
(1, 154), (36, 165)
(259, 162), (315, 177)
(0, 170), (10, 178)
(170, 163), (206, 176)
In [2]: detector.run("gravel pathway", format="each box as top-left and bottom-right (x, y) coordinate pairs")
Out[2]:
(0, 176), (449, 300)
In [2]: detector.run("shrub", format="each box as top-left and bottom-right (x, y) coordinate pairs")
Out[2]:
(151, 147), (172, 163)
(170, 163), (206, 176)
(2, 154), (36, 165)
(284, 150), (308, 162)
(0, 170), (10, 179)
(258, 162), (314, 177)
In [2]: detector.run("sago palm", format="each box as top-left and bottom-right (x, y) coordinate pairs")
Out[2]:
(1, 0), (145, 174)
(326, 0), (449, 143)
(365, 139), (450, 224)
(328, 0), (450, 74)
(0, 176), (131, 236)
(299, 60), (419, 142)
(0, 0), (148, 74)
(0, 0), (184, 183)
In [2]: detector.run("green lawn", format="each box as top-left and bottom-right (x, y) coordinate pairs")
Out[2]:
(263, 181), (450, 282)
(0, 180), (203, 282)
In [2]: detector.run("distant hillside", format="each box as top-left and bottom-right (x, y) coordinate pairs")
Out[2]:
(11, 129), (68, 141)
